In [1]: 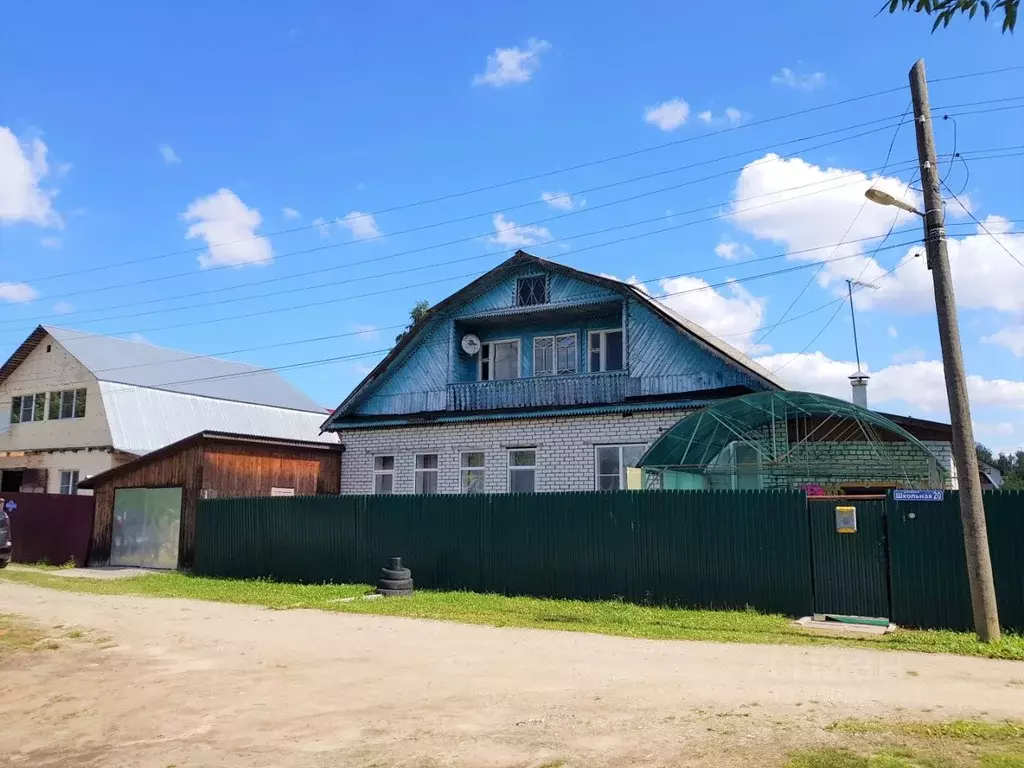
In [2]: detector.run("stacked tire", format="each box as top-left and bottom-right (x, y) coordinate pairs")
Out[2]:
(377, 556), (414, 597)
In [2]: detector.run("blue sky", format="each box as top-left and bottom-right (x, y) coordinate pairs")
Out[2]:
(1, 2), (1022, 451)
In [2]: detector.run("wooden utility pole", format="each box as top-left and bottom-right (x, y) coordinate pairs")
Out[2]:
(909, 58), (1000, 642)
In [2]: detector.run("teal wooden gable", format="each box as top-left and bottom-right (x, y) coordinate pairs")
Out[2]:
(324, 251), (783, 427)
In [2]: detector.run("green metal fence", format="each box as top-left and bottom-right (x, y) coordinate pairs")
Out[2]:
(193, 489), (1024, 630)
(888, 489), (1024, 632)
(194, 490), (813, 616)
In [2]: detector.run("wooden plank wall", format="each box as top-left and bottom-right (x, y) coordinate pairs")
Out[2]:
(202, 442), (341, 497)
(89, 443), (204, 567)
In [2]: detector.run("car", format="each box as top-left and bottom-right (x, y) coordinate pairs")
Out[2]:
(0, 507), (10, 568)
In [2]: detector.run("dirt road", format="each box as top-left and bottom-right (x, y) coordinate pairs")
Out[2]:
(1, 582), (1021, 767)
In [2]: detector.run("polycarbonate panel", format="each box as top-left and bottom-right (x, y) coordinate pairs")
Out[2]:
(110, 487), (182, 569)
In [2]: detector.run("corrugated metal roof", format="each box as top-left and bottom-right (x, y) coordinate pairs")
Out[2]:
(99, 382), (337, 455)
(44, 326), (323, 412)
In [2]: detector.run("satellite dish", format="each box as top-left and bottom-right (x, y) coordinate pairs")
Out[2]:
(461, 334), (481, 355)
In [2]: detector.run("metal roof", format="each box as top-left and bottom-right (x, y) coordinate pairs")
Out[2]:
(99, 382), (337, 455)
(78, 429), (342, 489)
(26, 326), (324, 412)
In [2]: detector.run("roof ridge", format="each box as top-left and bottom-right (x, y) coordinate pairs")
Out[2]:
(43, 325), (268, 372)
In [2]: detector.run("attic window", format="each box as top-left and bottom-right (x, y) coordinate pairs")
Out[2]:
(516, 275), (547, 306)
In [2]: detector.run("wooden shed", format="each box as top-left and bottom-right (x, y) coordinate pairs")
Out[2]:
(79, 430), (343, 570)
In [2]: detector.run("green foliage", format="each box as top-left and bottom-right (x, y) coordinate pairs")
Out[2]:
(977, 443), (1024, 488)
(4, 568), (1024, 660)
(394, 299), (431, 343)
(886, 0), (1019, 32)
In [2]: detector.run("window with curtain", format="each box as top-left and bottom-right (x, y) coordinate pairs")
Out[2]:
(507, 449), (536, 493)
(414, 454), (438, 494)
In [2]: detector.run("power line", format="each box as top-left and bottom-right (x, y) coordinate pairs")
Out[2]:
(13, 241), (924, 396)
(754, 102), (912, 347)
(11, 158), (927, 346)
(942, 183), (1024, 269)
(11, 92), (1022, 289)
(12, 117), (915, 309)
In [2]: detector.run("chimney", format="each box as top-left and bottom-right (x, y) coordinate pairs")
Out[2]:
(849, 372), (869, 409)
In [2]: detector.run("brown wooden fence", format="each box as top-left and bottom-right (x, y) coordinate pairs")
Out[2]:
(2, 492), (96, 567)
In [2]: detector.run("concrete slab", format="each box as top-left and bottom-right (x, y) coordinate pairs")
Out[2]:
(792, 615), (896, 635)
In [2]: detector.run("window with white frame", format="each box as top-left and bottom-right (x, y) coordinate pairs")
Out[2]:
(47, 388), (87, 420)
(533, 334), (577, 376)
(479, 339), (520, 381)
(414, 453), (439, 494)
(59, 470), (80, 495)
(588, 329), (624, 372)
(9, 393), (46, 424)
(373, 455), (395, 494)
(507, 449), (536, 493)
(460, 451), (485, 494)
(595, 444), (646, 490)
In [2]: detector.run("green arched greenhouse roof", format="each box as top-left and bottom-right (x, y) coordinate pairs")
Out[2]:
(637, 390), (944, 470)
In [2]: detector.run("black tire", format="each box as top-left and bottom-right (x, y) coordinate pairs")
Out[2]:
(377, 577), (413, 591)
(380, 567), (411, 580)
(377, 587), (413, 597)
(0, 560), (7, 569)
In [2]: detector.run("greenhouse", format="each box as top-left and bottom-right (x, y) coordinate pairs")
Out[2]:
(637, 391), (947, 494)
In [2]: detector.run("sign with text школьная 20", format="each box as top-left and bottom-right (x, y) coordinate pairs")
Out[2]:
(893, 489), (944, 502)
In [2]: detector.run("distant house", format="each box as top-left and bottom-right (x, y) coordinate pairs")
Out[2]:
(0, 326), (337, 495)
(322, 251), (787, 494)
(322, 251), (960, 495)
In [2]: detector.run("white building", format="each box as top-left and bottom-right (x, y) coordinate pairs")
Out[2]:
(0, 326), (337, 495)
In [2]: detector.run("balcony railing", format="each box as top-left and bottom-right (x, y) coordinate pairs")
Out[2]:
(447, 373), (638, 411)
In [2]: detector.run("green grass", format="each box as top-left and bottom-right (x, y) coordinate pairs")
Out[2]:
(792, 719), (1024, 767)
(2, 568), (1023, 660)
(0, 613), (57, 658)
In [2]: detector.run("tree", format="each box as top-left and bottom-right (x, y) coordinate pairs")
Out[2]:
(394, 300), (431, 344)
(976, 442), (1024, 488)
(885, 0), (1018, 33)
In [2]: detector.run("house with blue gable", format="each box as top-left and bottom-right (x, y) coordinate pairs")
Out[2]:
(322, 251), (788, 494)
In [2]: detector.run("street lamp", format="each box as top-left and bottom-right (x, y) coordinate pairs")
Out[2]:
(864, 186), (923, 217)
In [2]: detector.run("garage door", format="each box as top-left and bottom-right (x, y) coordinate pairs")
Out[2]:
(110, 488), (182, 569)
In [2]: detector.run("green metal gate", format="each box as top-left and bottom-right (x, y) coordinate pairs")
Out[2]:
(808, 497), (891, 619)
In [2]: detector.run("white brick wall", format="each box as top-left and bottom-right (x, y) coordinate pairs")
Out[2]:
(338, 409), (691, 494)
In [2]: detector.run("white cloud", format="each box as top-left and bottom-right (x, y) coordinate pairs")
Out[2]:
(282, 207), (301, 220)
(55, 161), (73, 177)
(127, 332), (151, 344)
(0, 282), (38, 303)
(540, 191), (584, 211)
(181, 188), (272, 269)
(892, 346), (927, 364)
(696, 107), (744, 126)
(984, 326), (1024, 357)
(40, 236), (61, 249)
(771, 67), (826, 91)
(488, 213), (552, 247)
(312, 216), (330, 239)
(644, 98), (690, 131)
(158, 144), (181, 165)
(945, 193), (974, 219)
(888, 325), (898, 338)
(338, 210), (381, 240)
(976, 421), (1015, 437)
(755, 351), (1024, 415)
(714, 241), (753, 261)
(616, 273), (767, 354)
(729, 154), (1024, 315)
(353, 323), (380, 341)
(473, 38), (551, 87)
(0, 127), (61, 228)
(52, 301), (74, 314)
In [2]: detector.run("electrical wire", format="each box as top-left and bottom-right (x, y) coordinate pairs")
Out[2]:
(10, 118), (915, 310)
(753, 101), (914, 347)
(10, 158), (928, 347)
(942, 183), (1024, 270)
(11, 92), (1023, 288)
(7, 237), (924, 391)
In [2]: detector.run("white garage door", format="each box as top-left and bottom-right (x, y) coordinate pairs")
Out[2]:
(110, 487), (183, 569)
